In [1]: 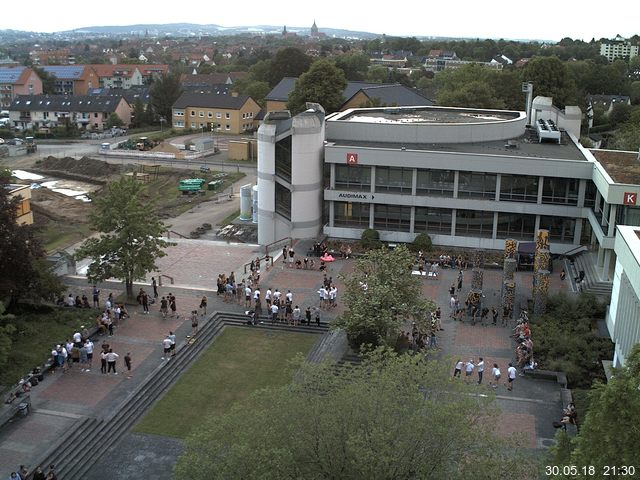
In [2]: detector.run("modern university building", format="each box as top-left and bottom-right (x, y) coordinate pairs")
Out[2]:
(256, 98), (640, 366)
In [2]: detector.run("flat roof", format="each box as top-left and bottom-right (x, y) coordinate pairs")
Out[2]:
(328, 132), (588, 162)
(335, 106), (520, 124)
(589, 149), (640, 184)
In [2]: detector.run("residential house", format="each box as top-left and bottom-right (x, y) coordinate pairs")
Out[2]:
(29, 48), (75, 65)
(424, 50), (501, 73)
(0, 67), (43, 109)
(89, 64), (144, 89)
(600, 35), (639, 62)
(6, 184), (33, 225)
(135, 64), (169, 83)
(40, 65), (99, 95)
(172, 92), (261, 134)
(264, 78), (433, 113)
(9, 94), (132, 132)
(587, 94), (631, 116)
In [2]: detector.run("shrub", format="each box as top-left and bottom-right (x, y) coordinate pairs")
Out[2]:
(411, 233), (432, 253)
(360, 228), (381, 249)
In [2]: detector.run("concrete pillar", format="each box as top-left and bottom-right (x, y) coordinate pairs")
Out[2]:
(329, 201), (335, 227)
(411, 169), (417, 196)
(608, 204), (617, 237)
(410, 206), (415, 234)
(453, 171), (459, 199)
(597, 245), (605, 267)
(574, 219), (583, 245)
(369, 203), (375, 229)
(537, 176), (544, 204)
(577, 179), (586, 208)
(370, 166), (376, 193)
(330, 163), (336, 189)
(492, 212), (498, 239)
(451, 208), (457, 236)
(495, 174), (501, 201)
(603, 249), (612, 281)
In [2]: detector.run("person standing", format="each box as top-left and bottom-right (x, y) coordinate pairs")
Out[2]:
(106, 349), (119, 374)
(85, 339), (94, 372)
(453, 359), (463, 378)
(124, 352), (132, 378)
(100, 350), (108, 374)
(151, 277), (158, 298)
(162, 336), (172, 360)
(457, 270), (463, 292)
(490, 363), (501, 388)
(314, 307), (321, 327)
(191, 310), (199, 335)
(169, 294), (177, 318)
(92, 285), (100, 308)
(292, 305), (301, 326)
(506, 363), (517, 391)
(305, 306), (312, 326)
(270, 302), (279, 324)
(465, 359), (475, 381)
(160, 296), (168, 318)
(79, 343), (88, 372)
(477, 357), (485, 384)
(169, 331), (176, 357)
(141, 290), (149, 314)
(199, 295), (207, 315)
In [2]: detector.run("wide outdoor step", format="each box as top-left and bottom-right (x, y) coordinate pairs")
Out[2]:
(34, 311), (329, 479)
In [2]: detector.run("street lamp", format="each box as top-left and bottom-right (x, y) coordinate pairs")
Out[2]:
(159, 116), (166, 133)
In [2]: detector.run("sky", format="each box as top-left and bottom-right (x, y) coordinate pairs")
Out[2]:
(1, 0), (637, 42)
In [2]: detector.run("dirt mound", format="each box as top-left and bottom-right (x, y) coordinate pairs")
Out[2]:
(38, 156), (119, 178)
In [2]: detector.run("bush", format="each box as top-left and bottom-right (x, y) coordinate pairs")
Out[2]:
(360, 228), (381, 249)
(411, 233), (432, 253)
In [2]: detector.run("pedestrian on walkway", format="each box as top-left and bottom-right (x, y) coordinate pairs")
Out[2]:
(100, 350), (107, 374)
(491, 307), (498, 326)
(506, 363), (517, 391)
(292, 305), (301, 326)
(270, 303), (279, 324)
(477, 357), (485, 384)
(85, 339), (94, 372)
(314, 307), (321, 327)
(169, 293), (177, 318)
(124, 352), (132, 378)
(453, 359), (463, 378)
(141, 290), (149, 314)
(152, 277), (158, 298)
(465, 358), (475, 380)
(92, 285), (100, 308)
(191, 310), (199, 335)
(457, 270), (463, 291)
(160, 296), (168, 318)
(490, 363), (501, 388)
(169, 331), (176, 357)
(106, 349), (119, 374)
(305, 306), (312, 326)
(162, 336), (172, 360)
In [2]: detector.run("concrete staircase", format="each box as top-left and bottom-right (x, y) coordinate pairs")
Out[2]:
(27, 312), (328, 480)
(565, 252), (613, 298)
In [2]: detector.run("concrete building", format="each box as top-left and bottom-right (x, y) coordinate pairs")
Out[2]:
(171, 92), (260, 134)
(0, 67), (43, 109)
(257, 99), (640, 284)
(599, 35), (639, 62)
(607, 225), (640, 367)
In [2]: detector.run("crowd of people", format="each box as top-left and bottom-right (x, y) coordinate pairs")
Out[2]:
(8, 464), (57, 480)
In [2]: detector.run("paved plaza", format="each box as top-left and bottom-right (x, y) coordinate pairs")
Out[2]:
(0, 238), (571, 478)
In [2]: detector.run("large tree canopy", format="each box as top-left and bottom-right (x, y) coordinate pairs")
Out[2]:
(287, 59), (346, 115)
(149, 72), (183, 126)
(521, 56), (579, 108)
(0, 172), (62, 307)
(334, 245), (435, 348)
(174, 350), (535, 480)
(268, 47), (312, 87)
(74, 176), (170, 298)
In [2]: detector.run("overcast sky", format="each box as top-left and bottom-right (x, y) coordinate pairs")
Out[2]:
(1, 0), (637, 42)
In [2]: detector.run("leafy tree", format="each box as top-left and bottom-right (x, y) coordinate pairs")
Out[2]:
(106, 113), (124, 128)
(547, 344), (640, 477)
(360, 228), (381, 249)
(0, 302), (16, 373)
(287, 60), (346, 115)
(149, 73), (183, 126)
(608, 103), (632, 128)
(174, 350), (536, 480)
(74, 177), (171, 298)
(521, 56), (578, 108)
(367, 65), (390, 83)
(334, 245), (435, 348)
(334, 53), (370, 81)
(131, 97), (146, 128)
(268, 47), (312, 87)
(0, 175), (62, 307)
(411, 233), (432, 253)
(32, 66), (56, 94)
(629, 81), (640, 105)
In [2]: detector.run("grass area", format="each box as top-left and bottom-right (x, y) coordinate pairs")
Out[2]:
(0, 305), (96, 388)
(134, 327), (317, 439)
(38, 222), (93, 253)
(220, 209), (241, 226)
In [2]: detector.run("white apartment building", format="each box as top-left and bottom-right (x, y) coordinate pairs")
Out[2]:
(600, 35), (639, 61)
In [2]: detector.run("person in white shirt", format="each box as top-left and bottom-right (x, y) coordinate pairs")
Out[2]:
(265, 288), (272, 308)
(85, 339), (94, 371)
(270, 303), (279, 324)
(106, 349), (119, 374)
(292, 305), (301, 326)
(66, 294), (75, 307)
(465, 359), (475, 380)
(477, 357), (485, 384)
(254, 288), (261, 301)
(453, 359), (463, 377)
(329, 286), (337, 307)
(73, 331), (82, 345)
(162, 336), (172, 360)
(285, 290), (293, 305)
(507, 363), (517, 391)
(490, 363), (501, 388)
(245, 286), (252, 308)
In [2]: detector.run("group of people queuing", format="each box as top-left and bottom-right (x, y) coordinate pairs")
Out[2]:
(398, 308), (444, 351)
(9, 463), (57, 480)
(453, 358), (518, 391)
(511, 310), (536, 373)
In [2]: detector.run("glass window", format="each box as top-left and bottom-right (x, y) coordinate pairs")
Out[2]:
(458, 172), (497, 199)
(374, 205), (411, 232)
(541, 177), (578, 205)
(496, 213), (536, 240)
(334, 201), (370, 228)
(335, 165), (371, 191)
(199, 111), (204, 117)
(275, 183), (291, 220)
(584, 181), (596, 208)
(455, 209), (494, 238)
(275, 135), (292, 183)
(416, 169), (454, 197)
(225, 112), (231, 119)
(414, 207), (452, 235)
(500, 175), (539, 203)
(375, 167), (412, 194)
(190, 110), (195, 117)
(539, 216), (575, 243)
(207, 111), (213, 118)
(216, 112), (221, 119)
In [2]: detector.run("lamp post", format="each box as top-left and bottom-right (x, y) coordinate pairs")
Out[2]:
(159, 116), (166, 133)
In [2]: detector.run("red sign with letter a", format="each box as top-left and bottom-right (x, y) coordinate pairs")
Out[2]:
(623, 192), (637, 205)
(346, 153), (358, 165)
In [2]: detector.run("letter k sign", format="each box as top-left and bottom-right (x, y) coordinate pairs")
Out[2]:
(623, 192), (637, 205)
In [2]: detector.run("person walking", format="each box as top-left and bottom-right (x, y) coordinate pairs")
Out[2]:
(100, 350), (108, 374)
(106, 349), (119, 374)
(457, 270), (463, 292)
(169, 331), (176, 357)
(477, 357), (485, 384)
(453, 359), (463, 378)
(92, 285), (100, 308)
(160, 296), (168, 318)
(162, 336), (172, 360)
(141, 290), (149, 314)
(191, 310), (199, 335)
(151, 277), (158, 298)
(124, 352), (132, 378)
(506, 362), (517, 391)
(305, 306), (312, 326)
(85, 339), (94, 372)
(490, 363), (501, 388)
(169, 294), (177, 318)
(199, 295), (207, 315)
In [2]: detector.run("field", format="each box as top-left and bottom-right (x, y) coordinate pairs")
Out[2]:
(134, 327), (317, 439)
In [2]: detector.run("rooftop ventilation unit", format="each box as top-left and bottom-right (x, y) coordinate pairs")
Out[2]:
(535, 119), (561, 144)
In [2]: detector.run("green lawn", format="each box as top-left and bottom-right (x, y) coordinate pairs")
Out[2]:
(134, 327), (317, 439)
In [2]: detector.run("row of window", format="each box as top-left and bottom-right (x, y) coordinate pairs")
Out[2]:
(332, 202), (576, 242)
(174, 110), (255, 119)
(334, 165), (584, 205)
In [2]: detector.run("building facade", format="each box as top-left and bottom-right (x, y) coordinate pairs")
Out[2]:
(599, 36), (639, 61)
(6, 184), (33, 225)
(0, 67), (43, 109)
(257, 102), (640, 283)
(172, 92), (260, 134)
(607, 225), (640, 367)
